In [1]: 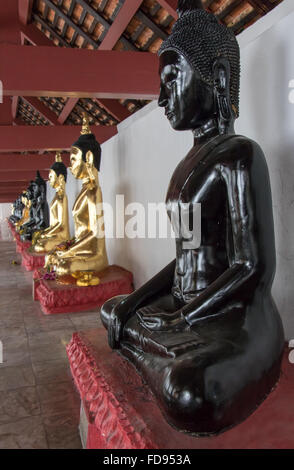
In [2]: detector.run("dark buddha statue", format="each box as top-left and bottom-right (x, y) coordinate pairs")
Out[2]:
(101, 1), (285, 435)
(20, 171), (49, 242)
(9, 193), (25, 225)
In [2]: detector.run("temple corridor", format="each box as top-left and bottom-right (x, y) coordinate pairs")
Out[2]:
(0, 240), (102, 449)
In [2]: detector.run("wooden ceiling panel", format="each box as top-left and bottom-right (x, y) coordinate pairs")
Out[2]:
(15, 0), (284, 129)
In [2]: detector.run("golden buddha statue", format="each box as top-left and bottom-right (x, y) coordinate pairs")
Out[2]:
(45, 114), (108, 280)
(15, 192), (31, 231)
(33, 153), (70, 254)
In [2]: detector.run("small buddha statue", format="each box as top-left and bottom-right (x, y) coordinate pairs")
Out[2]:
(15, 191), (31, 231)
(33, 153), (70, 253)
(45, 114), (108, 279)
(10, 194), (25, 225)
(20, 171), (49, 241)
(101, 1), (285, 435)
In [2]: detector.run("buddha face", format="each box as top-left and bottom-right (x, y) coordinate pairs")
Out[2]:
(158, 50), (215, 131)
(31, 182), (40, 199)
(70, 146), (87, 180)
(48, 169), (58, 189)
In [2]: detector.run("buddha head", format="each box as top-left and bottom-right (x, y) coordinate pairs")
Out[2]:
(30, 171), (46, 201)
(158, 0), (240, 135)
(49, 152), (67, 190)
(70, 113), (101, 180)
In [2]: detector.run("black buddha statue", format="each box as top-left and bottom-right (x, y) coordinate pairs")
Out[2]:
(20, 171), (49, 242)
(101, 1), (285, 435)
(9, 193), (25, 225)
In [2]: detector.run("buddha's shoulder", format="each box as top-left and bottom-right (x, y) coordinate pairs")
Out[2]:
(215, 134), (265, 166)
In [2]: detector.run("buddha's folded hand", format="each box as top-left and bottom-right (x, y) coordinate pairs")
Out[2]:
(137, 306), (188, 332)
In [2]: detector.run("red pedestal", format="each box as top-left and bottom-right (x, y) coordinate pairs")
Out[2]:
(67, 328), (294, 450)
(16, 238), (31, 254)
(6, 219), (31, 253)
(34, 265), (133, 315)
(21, 248), (45, 271)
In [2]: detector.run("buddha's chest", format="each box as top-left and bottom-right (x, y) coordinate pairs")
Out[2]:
(73, 189), (89, 223)
(50, 196), (58, 216)
(166, 148), (223, 224)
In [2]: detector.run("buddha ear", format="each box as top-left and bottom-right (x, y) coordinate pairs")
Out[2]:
(212, 57), (233, 134)
(86, 150), (94, 167)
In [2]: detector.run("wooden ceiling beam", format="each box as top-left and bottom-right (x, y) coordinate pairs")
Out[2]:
(0, 126), (118, 152)
(0, 1), (21, 45)
(95, 99), (131, 122)
(247, 0), (275, 13)
(99, 0), (144, 50)
(0, 181), (31, 193)
(76, 0), (137, 50)
(0, 170), (49, 182)
(58, 98), (79, 125)
(20, 22), (54, 46)
(0, 46), (160, 100)
(156, 0), (178, 19)
(0, 98), (13, 125)
(18, 0), (33, 25)
(61, 0), (144, 122)
(37, 2), (99, 48)
(32, 13), (70, 47)
(12, 97), (19, 120)
(0, 153), (69, 171)
(135, 10), (168, 41)
(217, 0), (244, 21)
(232, 9), (257, 33)
(22, 97), (61, 126)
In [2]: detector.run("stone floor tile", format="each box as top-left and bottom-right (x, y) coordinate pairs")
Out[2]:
(0, 416), (48, 449)
(32, 359), (72, 385)
(37, 382), (80, 418)
(0, 387), (41, 425)
(43, 413), (82, 449)
(0, 365), (36, 392)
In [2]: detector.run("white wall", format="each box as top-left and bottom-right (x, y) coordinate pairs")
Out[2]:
(34, 1), (294, 338)
(0, 203), (13, 241)
(235, 3), (294, 339)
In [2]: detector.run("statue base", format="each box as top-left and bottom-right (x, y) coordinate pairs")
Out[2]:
(16, 238), (31, 254)
(22, 249), (45, 271)
(7, 219), (16, 238)
(66, 328), (293, 450)
(34, 266), (133, 315)
(7, 220), (31, 253)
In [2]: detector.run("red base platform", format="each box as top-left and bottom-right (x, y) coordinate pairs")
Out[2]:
(34, 265), (133, 315)
(16, 238), (31, 254)
(66, 328), (294, 450)
(7, 219), (31, 253)
(22, 249), (45, 271)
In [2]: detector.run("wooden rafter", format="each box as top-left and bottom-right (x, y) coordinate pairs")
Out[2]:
(0, 125), (118, 152)
(156, 0), (178, 19)
(18, 0), (33, 25)
(99, 0), (144, 50)
(0, 153), (70, 171)
(22, 97), (61, 126)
